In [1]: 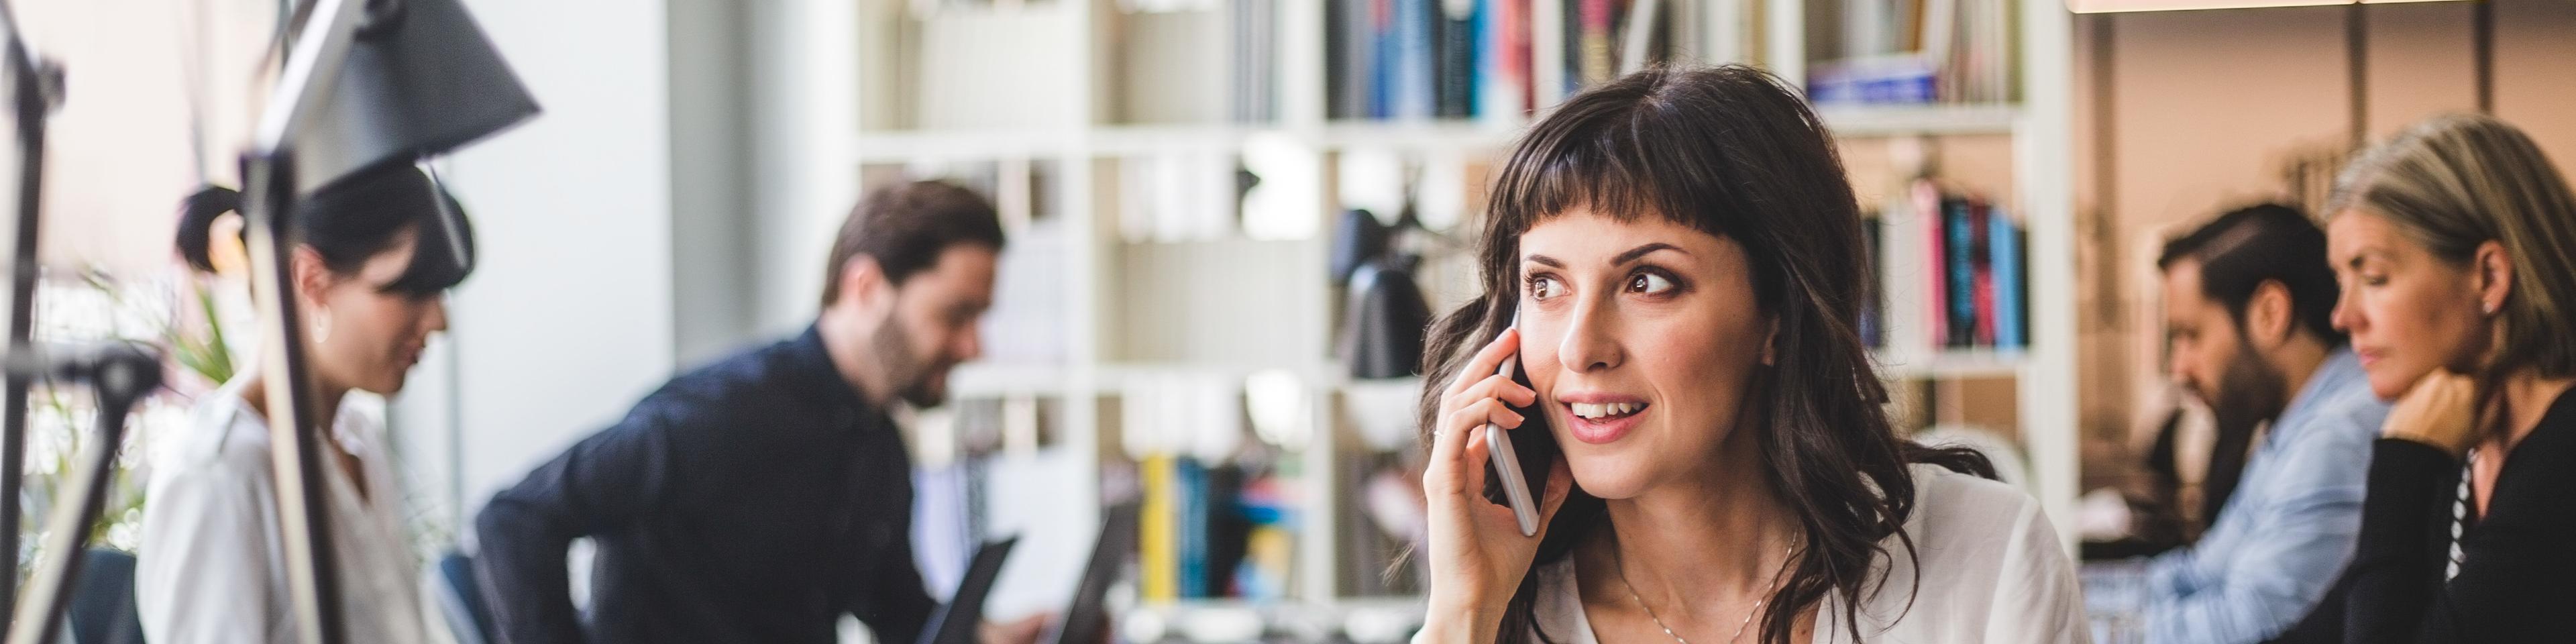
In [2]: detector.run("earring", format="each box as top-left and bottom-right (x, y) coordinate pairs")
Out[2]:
(313, 307), (333, 343)
(2483, 301), (2500, 316)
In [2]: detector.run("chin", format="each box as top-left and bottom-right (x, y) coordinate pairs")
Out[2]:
(2361, 358), (2437, 401)
(1562, 448), (1654, 500)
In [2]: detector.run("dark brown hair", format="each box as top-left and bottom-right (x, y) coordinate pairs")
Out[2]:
(1415, 64), (1991, 644)
(2156, 203), (2347, 347)
(175, 162), (477, 296)
(819, 180), (1008, 306)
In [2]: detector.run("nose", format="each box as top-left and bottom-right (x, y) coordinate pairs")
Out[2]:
(955, 321), (984, 363)
(2330, 283), (2361, 333)
(1558, 294), (1624, 373)
(2167, 350), (2196, 391)
(425, 295), (451, 333)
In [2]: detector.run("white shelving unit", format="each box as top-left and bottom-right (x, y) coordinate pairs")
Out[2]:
(792, 0), (2078, 635)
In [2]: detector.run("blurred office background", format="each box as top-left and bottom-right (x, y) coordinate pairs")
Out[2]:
(3, 0), (2573, 641)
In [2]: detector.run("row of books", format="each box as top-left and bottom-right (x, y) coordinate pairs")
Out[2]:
(1806, 0), (2016, 105)
(1138, 455), (1301, 601)
(1325, 0), (1670, 121)
(1911, 179), (2026, 350)
(1860, 179), (2029, 352)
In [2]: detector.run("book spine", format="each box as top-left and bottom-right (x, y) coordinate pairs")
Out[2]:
(1576, 0), (1613, 87)
(1992, 208), (2024, 350)
(1438, 0), (1477, 118)
(1913, 179), (1947, 350)
(1178, 458), (1210, 598)
(1140, 454), (1177, 601)
(1971, 200), (1995, 347)
(1862, 221), (1884, 348)
(1944, 199), (1976, 348)
(1392, 0), (1435, 119)
(1371, 0), (1396, 119)
(1475, 0), (1529, 121)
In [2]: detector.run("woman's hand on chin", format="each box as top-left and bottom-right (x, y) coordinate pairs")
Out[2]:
(1419, 328), (1574, 643)
(2384, 372), (2481, 457)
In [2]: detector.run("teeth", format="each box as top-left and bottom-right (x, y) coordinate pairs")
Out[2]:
(1572, 402), (1644, 419)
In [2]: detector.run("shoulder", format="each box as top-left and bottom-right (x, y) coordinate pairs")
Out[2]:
(1892, 463), (2053, 588)
(1844, 464), (2083, 641)
(645, 337), (814, 415)
(1901, 463), (2041, 541)
(1527, 557), (1593, 643)
(150, 389), (278, 492)
(2302, 356), (2393, 441)
(2312, 384), (2394, 442)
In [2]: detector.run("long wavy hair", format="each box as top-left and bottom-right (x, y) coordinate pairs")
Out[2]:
(1414, 64), (1992, 644)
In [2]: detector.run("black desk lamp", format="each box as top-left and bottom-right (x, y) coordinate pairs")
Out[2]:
(238, 1), (535, 643)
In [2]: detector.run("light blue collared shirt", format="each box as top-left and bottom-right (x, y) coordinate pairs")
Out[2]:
(2141, 348), (2389, 644)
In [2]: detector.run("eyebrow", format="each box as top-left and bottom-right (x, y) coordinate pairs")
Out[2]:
(1613, 243), (1684, 265)
(2341, 248), (2389, 270)
(1523, 243), (1686, 269)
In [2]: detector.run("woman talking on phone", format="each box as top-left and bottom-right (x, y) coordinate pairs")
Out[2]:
(1413, 65), (2087, 644)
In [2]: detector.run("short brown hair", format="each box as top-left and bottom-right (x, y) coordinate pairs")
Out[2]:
(820, 180), (1006, 307)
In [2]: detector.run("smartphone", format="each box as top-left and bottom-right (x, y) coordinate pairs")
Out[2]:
(1481, 310), (1557, 537)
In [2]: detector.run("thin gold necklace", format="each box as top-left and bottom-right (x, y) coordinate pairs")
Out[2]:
(1613, 540), (1799, 644)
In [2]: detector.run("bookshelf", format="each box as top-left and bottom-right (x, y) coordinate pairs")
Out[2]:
(794, 0), (2076, 638)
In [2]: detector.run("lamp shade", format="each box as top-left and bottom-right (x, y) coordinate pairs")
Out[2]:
(295, 0), (537, 193)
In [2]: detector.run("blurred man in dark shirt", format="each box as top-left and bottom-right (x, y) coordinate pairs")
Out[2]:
(475, 180), (1042, 644)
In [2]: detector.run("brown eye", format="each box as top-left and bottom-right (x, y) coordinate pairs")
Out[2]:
(1529, 276), (1566, 301)
(1628, 272), (1674, 294)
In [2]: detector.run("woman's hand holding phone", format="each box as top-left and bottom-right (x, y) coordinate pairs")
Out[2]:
(1419, 327), (1573, 643)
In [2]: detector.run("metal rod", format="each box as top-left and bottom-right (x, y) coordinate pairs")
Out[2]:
(2473, 0), (2492, 114)
(2346, 1), (2367, 148)
(242, 0), (368, 640)
(240, 152), (348, 644)
(3, 346), (160, 644)
(0, 0), (56, 629)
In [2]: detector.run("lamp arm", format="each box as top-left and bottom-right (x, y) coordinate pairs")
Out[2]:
(239, 1), (374, 643)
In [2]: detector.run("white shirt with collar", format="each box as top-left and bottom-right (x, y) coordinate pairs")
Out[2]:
(136, 380), (449, 644)
(1436, 464), (2090, 643)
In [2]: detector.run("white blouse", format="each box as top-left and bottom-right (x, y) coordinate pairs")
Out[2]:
(136, 382), (449, 644)
(1472, 464), (2091, 643)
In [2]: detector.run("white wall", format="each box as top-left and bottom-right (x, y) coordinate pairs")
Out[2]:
(392, 0), (681, 532)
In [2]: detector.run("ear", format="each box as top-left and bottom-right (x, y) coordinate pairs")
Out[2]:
(1760, 317), (1780, 366)
(289, 246), (335, 307)
(2246, 280), (2296, 347)
(838, 254), (892, 313)
(207, 213), (250, 278)
(2473, 240), (2513, 316)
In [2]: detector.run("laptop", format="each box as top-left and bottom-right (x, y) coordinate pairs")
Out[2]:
(916, 535), (1020, 644)
(1042, 502), (1140, 644)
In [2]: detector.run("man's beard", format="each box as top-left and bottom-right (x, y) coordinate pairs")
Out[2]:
(870, 315), (951, 409)
(2201, 335), (2289, 520)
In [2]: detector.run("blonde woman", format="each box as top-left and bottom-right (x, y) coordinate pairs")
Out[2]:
(2309, 114), (2576, 643)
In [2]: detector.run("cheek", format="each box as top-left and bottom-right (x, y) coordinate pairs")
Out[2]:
(1652, 318), (1765, 421)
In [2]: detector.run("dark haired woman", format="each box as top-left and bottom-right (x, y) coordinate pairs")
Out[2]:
(1414, 65), (2087, 644)
(138, 163), (476, 644)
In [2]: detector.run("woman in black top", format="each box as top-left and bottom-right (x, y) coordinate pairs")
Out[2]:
(2314, 113), (2576, 643)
